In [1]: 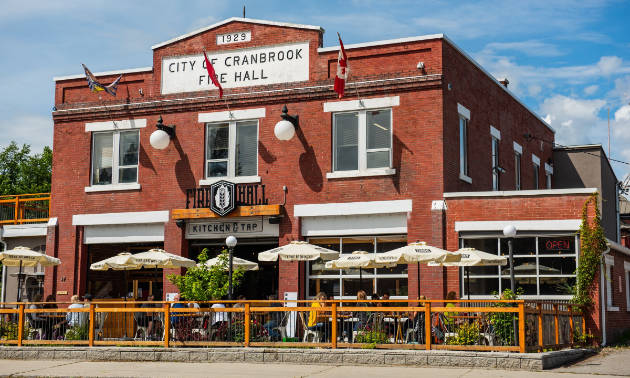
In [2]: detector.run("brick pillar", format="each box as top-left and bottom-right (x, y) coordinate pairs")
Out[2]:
(162, 219), (185, 300)
(278, 215), (301, 299)
(415, 200), (447, 301)
(75, 226), (89, 297)
(44, 218), (58, 299)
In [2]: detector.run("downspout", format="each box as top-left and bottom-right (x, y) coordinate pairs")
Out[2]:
(600, 245), (611, 346)
(1, 228), (8, 306)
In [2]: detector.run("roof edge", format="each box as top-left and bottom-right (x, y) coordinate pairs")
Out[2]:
(151, 17), (324, 50)
(607, 238), (630, 257)
(54, 67), (153, 82)
(444, 188), (598, 198)
(317, 34), (444, 53)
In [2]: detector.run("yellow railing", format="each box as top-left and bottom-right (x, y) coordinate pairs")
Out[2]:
(0, 300), (586, 352)
(0, 193), (50, 225)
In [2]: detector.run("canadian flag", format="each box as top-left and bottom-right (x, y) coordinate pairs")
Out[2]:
(334, 33), (350, 99)
(203, 49), (223, 98)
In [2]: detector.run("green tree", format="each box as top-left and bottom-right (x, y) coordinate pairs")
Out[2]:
(167, 248), (245, 301)
(0, 142), (52, 195)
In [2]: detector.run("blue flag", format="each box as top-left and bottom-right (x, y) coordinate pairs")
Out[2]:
(82, 63), (121, 97)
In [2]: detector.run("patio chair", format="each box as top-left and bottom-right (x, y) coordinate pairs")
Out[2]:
(299, 312), (322, 343)
(133, 313), (148, 340)
(94, 312), (108, 341)
(270, 311), (290, 341)
(26, 316), (44, 340)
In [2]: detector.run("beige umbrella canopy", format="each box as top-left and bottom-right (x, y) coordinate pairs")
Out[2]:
(90, 253), (141, 271)
(258, 241), (340, 262)
(0, 246), (61, 302)
(205, 256), (259, 271)
(325, 251), (395, 291)
(440, 248), (507, 300)
(129, 249), (196, 269)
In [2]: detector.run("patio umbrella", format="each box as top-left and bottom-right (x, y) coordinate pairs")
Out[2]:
(130, 249), (196, 296)
(325, 251), (395, 291)
(90, 253), (142, 341)
(374, 241), (461, 298)
(258, 241), (339, 261)
(0, 246), (61, 302)
(204, 256), (259, 271)
(441, 248), (507, 300)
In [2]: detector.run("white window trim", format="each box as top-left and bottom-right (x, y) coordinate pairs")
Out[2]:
(85, 119), (147, 132)
(330, 108), (393, 177)
(513, 142), (522, 154)
(515, 151), (522, 191)
(625, 261), (630, 311)
(198, 108), (265, 123)
(606, 259), (619, 311)
(202, 119), (260, 185)
(459, 173), (472, 184)
(457, 103), (470, 120)
(323, 96), (400, 112)
(532, 154), (540, 166)
(89, 129), (140, 189)
(545, 163), (553, 174)
(490, 126), (501, 140)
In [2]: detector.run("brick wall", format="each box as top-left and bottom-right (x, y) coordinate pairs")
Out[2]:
(603, 249), (630, 343)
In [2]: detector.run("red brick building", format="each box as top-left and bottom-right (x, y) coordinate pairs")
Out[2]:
(45, 18), (629, 342)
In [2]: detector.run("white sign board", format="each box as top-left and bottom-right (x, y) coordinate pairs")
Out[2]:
(216, 31), (251, 45)
(185, 217), (279, 239)
(161, 41), (309, 95)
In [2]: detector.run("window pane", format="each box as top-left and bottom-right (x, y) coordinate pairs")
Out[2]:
(500, 237), (536, 256)
(309, 238), (341, 276)
(540, 277), (574, 295)
(119, 131), (139, 166)
(208, 161), (228, 177)
(343, 278), (373, 296)
(375, 236), (407, 274)
(464, 276), (499, 297)
(462, 238), (499, 276)
(367, 110), (391, 149)
(119, 167), (137, 183)
(92, 133), (113, 185)
(377, 278), (408, 296)
(460, 118), (467, 175)
(538, 257), (576, 276)
(502, 278), (537, 295)
(502, 257), (537, 276)
(492, 138), (499, 190)
(309, 278), (340, 297)
(208, 123), (229, 160)
(538, 236), (575, 255)
(236, 121), (257, 177)
(342, 236), (374, 254)
(367, 150), (390, 169)
(515, 153), (521, 190)
(533, 164), (539, 189)
(334, 113), (359, 171)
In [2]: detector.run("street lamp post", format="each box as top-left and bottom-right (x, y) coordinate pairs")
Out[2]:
(226, 236), (237, 300)
(503, 225), (517, 293)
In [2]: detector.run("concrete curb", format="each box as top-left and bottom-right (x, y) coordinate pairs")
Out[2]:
(0, 347), (594, 370)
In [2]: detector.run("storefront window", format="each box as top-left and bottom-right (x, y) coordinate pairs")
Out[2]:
(307, 235), (408, 299)
(460, 234), (578, 299)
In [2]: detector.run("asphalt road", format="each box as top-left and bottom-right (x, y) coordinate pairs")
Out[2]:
(0, 349), (627, 378)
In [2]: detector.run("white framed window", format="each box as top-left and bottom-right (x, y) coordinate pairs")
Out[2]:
(515, 152), (522, 190)
(533, 163), (540, 190)
(332, 109), (392, 174)
(492, 137), (500, 191)
(306, 235), (408, 299)
(460, 117), (468, 176)
(546, 172), (552, 189)
(606, 256), (619, 311)
(205, 120), (258, 180)
(91, 130), (139, 187)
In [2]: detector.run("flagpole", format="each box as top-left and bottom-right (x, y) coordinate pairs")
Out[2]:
(337, 32), (364, 108)
(97, 96), (118, 128)
(203, 46), (233, 119)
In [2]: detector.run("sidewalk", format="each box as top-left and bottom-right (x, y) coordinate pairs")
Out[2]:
(0, 360), (626, 378)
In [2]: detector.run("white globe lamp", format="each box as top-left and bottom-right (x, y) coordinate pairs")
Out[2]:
(226, 235), (237, 248)
(503, 225), (517, 238)
(150, 129), (171, 150)
(274, 119), (296, 141)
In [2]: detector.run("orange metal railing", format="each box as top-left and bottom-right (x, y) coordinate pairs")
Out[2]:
(0, 193), (50, 225)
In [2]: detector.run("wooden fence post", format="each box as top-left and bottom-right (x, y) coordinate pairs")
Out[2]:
(17, 304), (24, 346)
(553, 304), (559, 348)
(14, 197), (19, 225)
(518, 303), (526, 353)
(244, 303), (251, 347)
(537, 303), (543, 351)
(88, 303), (95, 347)
(331, 302), (337, 349)
(425, 302), (431, 351)
(164, 304), (170, 348)
(569, 305), (574, 348)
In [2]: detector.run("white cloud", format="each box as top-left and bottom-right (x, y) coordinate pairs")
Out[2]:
(188, 16), (220, 33)
(485, 41), (567, 57)
(528, 84), (542, 96)
(584, 85), (599, 95)
(0, 114), (53, 153)
(597, 56), (624, 76)
(539, 95), (606, 145)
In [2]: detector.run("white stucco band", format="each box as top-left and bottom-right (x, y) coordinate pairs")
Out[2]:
(323, 96), (400, 112)
(73, 211), (169, 226)
(455, 219), (581, 232)
(84, 224), (165, 244)
(294, 199), (412, 217)
(85, 119), (147, 132)
(1, 224), (48, 238)
(198, 108), (266, 123)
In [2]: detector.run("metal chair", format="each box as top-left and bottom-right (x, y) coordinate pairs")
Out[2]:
(299, 312), (322, 343)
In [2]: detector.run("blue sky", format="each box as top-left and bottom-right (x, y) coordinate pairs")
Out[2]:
(1, 0), (629, 180)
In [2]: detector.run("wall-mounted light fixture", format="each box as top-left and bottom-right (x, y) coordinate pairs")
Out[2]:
(150, 115), (176, 150)
(274, 105), (299, 141)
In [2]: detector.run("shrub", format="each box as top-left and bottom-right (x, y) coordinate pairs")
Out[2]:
(215, 319), (268, 342)
(445, 322), (481, 346)
(354, 326), (392, 348)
